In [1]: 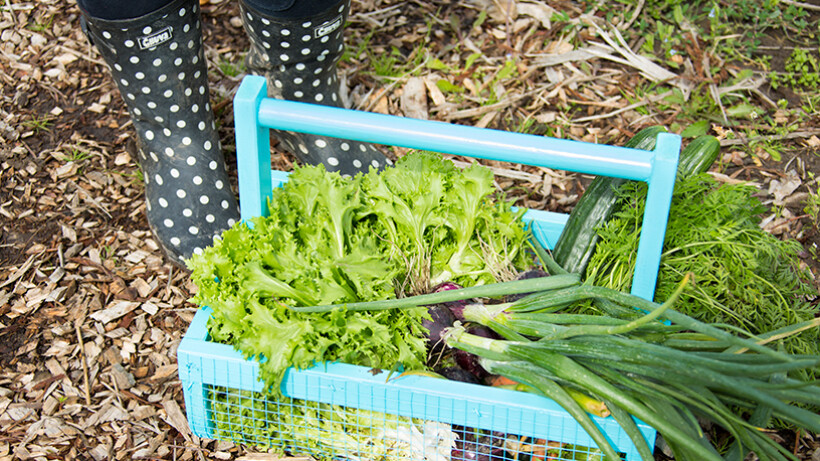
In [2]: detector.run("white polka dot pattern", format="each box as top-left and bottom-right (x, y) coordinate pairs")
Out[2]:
(240, 0), (392, 176)
(81, 0), (239, 263)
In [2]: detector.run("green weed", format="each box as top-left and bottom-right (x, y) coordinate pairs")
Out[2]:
(606, 0), (815, 67)
(63, 148), (91, 163)
(805, 187), (820, 228)
(515, 117), (537, 135)
(770, 48), (820, 91)
(101, 245), (116, 262)
(217, 58), (245, 78)
(28, 15), (53, 33)
(22, 114), (53, 133)
(341, 29), (374, 65)
(370, 46), (405, 77)
(111, 168), (144, 185)
(366, 21), (431, 78)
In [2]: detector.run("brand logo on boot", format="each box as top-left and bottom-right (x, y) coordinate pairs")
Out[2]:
(314, 16), (342, 38)
(138, 26), (174, 50)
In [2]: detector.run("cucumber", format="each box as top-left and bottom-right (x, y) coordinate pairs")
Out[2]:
(552, 126), (667, 275)
(552, 129), (721, 276)
(677, 134), (721, 180)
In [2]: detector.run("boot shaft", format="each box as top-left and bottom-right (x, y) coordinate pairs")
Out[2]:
(238, 0), (392, 175)
(81, 0), (211, 124)
(241, 0), (350, 105)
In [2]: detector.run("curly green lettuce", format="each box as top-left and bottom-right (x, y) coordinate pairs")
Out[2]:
(187, 152), (533, 394)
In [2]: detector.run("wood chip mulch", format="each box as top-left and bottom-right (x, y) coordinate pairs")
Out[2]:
(1, 1), (818, 460)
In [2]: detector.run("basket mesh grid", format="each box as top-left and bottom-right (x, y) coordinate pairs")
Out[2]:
(205, 384), (622, 461)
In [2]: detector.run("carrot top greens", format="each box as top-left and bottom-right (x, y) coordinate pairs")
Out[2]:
(584, 172), (819, 377)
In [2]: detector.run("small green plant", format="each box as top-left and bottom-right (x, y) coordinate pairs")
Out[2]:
(770, 48), (820, 91)
(132, 169), (144, 184)
(471, 10), (488, 32)
(101, 245), (116, 262)
(367, 24), (430, 78)
(341, 29), (374, 64)
(370, 46), (404, 77)
(217, 57), (245, 78)
(28, 15), (53, 33)
(22, 114), (53, 133)
(550, 10), (583, 36)
(113, 168), (144, 185)
(515, 116), (537, 135)
(435, 79), (464, 94)
(805, 187), (820, 228)
(63, 148), (92, 163)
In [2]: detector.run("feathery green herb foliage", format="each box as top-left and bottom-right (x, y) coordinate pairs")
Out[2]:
(585, 173), (819, 374)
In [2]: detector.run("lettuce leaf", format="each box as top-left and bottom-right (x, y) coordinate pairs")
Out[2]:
(188, 152), (533, 393)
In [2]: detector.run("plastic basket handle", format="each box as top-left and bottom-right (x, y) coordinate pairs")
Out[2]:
(233, 75), (680, 300)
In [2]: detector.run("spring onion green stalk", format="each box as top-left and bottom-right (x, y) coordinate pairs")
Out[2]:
(538, 342), (820, 432)
(507, 286), (585, 313)
(506, 282), (796, 362)
(460, 303), (541, 341)
(526, 234), (640, 319)
(479, 358), (624, 461)
(563, 387), (611, 418)
(660, 334), (728, 351)
(589, 358), (795, 451)
(445, 298), (820, 461)
(533, 336), (820, 378)
(499, 381), (613, 419)
(724, 317), (820, 354)
(582, 353), (820, 425)
(587, 285), (800, 362)
(486, 275), (681, 341)
(445, 328), (727, 461)
(639, 380), (794, 460)
(507, 312), (682, 332)
(471, 275), (720, 345)
(602, 399), (655, 461)
(723, 373), (787, 461)
(464, 304), (569, 338)
(289, 273), (580, 313)
(527, 234), (570, 276)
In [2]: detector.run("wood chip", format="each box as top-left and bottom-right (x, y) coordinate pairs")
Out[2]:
(110, 363), (136, 390)
(0, 254), (37, 289)
(141, 301), (159, 316)
(82, 403), (128, 429)
(150, 364), (178, 382)
(161, 400), (192, 443)
(89, 301), (139, 324)
(399, 77), (428, 120)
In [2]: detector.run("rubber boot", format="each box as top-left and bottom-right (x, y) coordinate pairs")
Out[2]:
(240, 0), (392, 176)
(79, 0), (240, 265)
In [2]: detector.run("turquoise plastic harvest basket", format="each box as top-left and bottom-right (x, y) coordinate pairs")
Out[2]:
(177, 75), (681, 460)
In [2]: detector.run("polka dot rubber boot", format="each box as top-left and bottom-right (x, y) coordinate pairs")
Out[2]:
(240, 0), (393, 176)
(80, 0), (240, 266)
